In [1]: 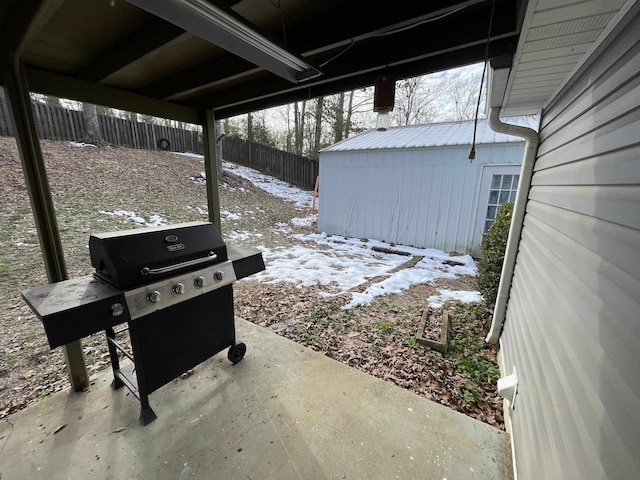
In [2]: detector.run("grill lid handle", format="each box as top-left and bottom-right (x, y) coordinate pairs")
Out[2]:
(140, 251), (217, 276)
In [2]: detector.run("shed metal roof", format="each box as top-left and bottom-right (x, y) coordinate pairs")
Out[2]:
(321, 117), (539, 152)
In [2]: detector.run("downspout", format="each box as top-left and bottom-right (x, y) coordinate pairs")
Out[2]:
(485, 108), (539, 344)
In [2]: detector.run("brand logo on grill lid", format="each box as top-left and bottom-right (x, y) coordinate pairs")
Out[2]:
(167, 243), (185, 252)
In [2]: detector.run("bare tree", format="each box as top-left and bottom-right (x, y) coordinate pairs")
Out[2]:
(293, 100), (306, 155)
(450, 74), (485, 121)
(45, 95), (61, 107)
(215, 119), (223, 174)
(82, 102), (102, 145)
(247, 112), (253, 142)
(344, 90), (354, 138)
(312, 96), (324, 158)
(332, 92), (345, 143)
(392, 76), (453, 126)
(326, 89), (366, 142)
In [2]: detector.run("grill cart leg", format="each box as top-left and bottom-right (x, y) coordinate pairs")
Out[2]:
(106, 324), (158, 425)
(127, 321), (157, 426)
(139, 399), (157, 426)
(105, 327), (124, 390)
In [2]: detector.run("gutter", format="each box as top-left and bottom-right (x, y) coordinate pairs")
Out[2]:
(485, 107), (539, 344)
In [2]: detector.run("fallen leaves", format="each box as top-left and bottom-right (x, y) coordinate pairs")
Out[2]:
(237, 279), (504, 429)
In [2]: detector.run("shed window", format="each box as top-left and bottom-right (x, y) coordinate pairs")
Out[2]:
(484, 174), (519, 232)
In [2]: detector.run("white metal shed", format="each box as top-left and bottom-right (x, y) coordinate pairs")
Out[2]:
(318, 118), (538, 256)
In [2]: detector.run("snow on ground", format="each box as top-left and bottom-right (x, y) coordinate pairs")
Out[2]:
(427, 290), (483, 308)
(291, 215), (316, 227)
(172, 152), (203, 158)
(226, 231), (264, 242)
(256, 233), (480, 308)
(223, 161), (313, 209)
(172, 154), (482, 308)
(221, 210), (242, 221)
(186, 205), (208, 216)
(99, 210), (167, 227)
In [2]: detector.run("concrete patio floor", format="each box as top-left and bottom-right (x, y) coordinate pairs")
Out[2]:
(0, 319), (513, 479)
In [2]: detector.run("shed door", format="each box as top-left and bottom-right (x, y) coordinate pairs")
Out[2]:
(472, 165), (521, 255)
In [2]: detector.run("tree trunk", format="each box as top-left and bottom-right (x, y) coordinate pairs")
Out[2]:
(247, 112), (253, 142)
(334, 92), (344, 143)
(344, 91), (354, 139)
(82, 102), (102, 145)
(45, 95), (61, 107)
(294, 100), (306, 155)
(215, 119), (223, 175)
(313, 96), (324, 159)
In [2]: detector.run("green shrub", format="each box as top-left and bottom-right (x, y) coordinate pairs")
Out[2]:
(477, 202), (514, 308)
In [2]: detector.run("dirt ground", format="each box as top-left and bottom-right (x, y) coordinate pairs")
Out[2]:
(0, 136), (503, 429)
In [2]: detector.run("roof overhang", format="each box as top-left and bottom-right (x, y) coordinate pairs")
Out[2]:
(0, 0), (527, 121)
(491, 0), (636, 117)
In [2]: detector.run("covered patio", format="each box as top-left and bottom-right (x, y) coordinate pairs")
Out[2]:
(0, 1), (525, 478)
(0, 0), (526, 392)
(0, 319), (513, 479)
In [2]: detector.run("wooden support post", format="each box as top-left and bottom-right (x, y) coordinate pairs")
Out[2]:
(1, 55), (89, 391)
(202, 109), (222, 231)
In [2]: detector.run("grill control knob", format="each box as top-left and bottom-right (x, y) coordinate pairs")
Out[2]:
(194, 276), (206, 288)
(111, 303), (125, 317)
(172, 283), (185, 295)
(214, 271), (224, 281)
(147, 290), (161, 304)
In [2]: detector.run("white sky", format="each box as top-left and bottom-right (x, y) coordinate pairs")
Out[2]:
(93, 145), (483, 309)
(235, 62), (486, 132)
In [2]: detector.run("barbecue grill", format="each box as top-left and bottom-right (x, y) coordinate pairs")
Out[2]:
(22, 221), (264, 425)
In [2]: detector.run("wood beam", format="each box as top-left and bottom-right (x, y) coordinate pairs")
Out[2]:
(137, 55), (255, 101)
(201, 109), (222, 231)
(1, 54), (89, 391)
(0, 0), (64, 56)
(207, 35), (517, 118)
(80, 19), (186, 83)
(26, 67), (200, 124)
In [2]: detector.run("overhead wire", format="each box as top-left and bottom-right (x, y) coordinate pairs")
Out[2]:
(469, 0), (496, 162)
(319, 5), (470, 69)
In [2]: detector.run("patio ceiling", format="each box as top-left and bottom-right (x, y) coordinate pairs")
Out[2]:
(0, 0), (527, 122)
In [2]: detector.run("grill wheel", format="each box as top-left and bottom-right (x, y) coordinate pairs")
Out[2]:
(227, 342), (247, 364)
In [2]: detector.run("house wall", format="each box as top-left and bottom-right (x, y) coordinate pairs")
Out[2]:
(318, 143), (523, 255)
(500, 7), (640, 480)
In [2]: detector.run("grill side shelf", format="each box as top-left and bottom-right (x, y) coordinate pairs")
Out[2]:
(227, 246), (266, 280)
(21, 276), (131, 349)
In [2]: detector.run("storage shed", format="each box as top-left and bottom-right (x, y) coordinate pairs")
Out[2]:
(318, 118), (538, 257)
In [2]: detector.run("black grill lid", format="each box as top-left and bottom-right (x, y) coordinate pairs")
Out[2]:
(89, 221), (227, 290)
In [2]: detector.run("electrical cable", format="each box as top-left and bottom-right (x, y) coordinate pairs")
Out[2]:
(371, 7), (465, 37)
(469, 0), (496, 162)
(320, 5), (469, 69)
(319, 39), (355, 68)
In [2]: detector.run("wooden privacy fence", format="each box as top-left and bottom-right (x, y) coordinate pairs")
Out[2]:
(0, 97), (202, 153)
(222, 137), (318, 190)
(0, 96), (317, 191)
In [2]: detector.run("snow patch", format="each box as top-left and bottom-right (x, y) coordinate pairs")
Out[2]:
(99, 210), (167, 227)
(427, 289), (483, 308)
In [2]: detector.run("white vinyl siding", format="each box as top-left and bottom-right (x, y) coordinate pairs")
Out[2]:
(500, 7), (640, 480)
